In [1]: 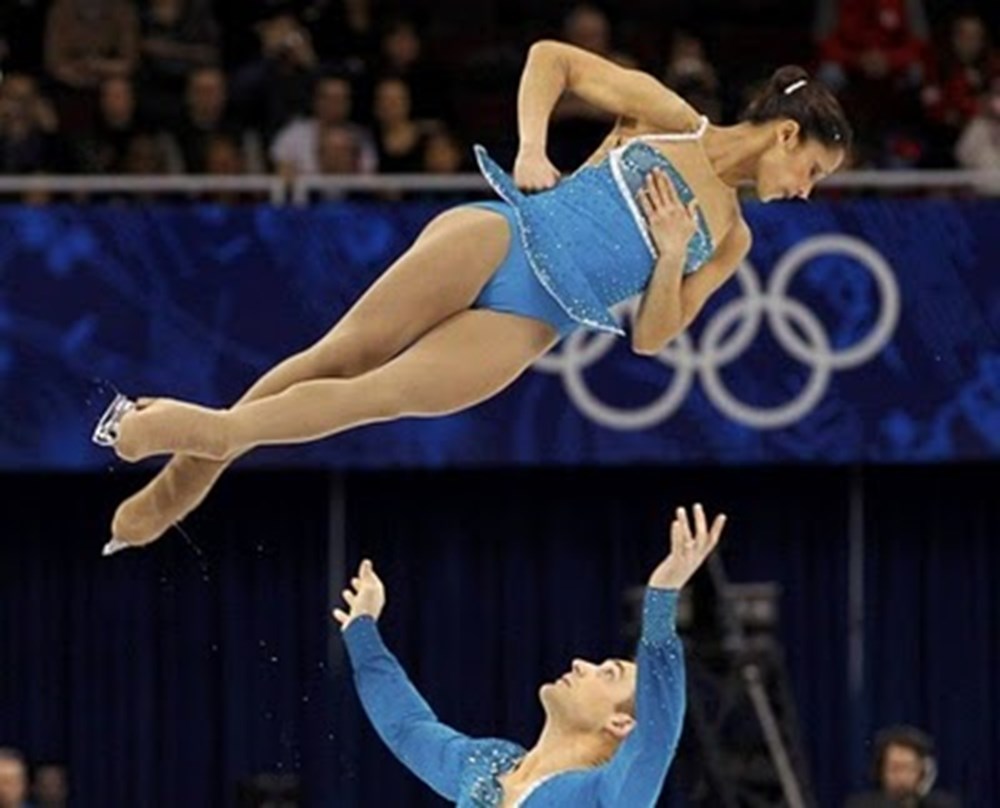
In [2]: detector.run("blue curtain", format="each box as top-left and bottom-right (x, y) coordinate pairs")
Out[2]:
(1, 465), (996, 807)
(859, 466), (1000, 806)
(0, 471), (336, 808)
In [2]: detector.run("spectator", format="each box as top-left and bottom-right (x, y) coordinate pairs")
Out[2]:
(422, 124), (465, 173)
(137, 0), (221, 128)
(374, 18), (445, 120)
(815, 0), (931, 165)
(168, 67), (262, 173)
(371, 76), (427, 173)
(76, 77), (141, 173)
(662, 31), (722, 123)
(548, 3), (637, 171)
(844, 725), (961, 808)
(416, 123), (469, 203)
(0, 73), (72, 174)
(230, 12), (321, 140)
(43, 0), (140, 133)
(31, 763), (67, 808)
(269, 74), (377, 178)
(0, 748), (29, 808)
(317, 123), (364, 174)
(203, 133), (250, 203)
(205, 133), (245, 174)
(955, 73), (1000, 193)
(124, 132), (169, 172)
(921, 12), (1000, 166)
(314, 122), (367, 200)
(817, 0), (930, 92)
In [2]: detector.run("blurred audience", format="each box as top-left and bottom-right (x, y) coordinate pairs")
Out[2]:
(921, 12), (1000, 166)
(375, 19), (448, 120)
(371, 76), (428, 173)
(422, 124), (466, 173)
(955, 73), (1000, 192)
(547, 3), (637, 171)
(31, 764), (67, 808)
(0, 0), (993, 192)
(662, 31), (722, 123)
(0, 73), (71, 174)
(0, 749), (29, 808)
(230, 12), (321, 141)
(167, 66), (263, 173)
(815, 0), (932, 166)
(43, 0), (140, 132)
(317, 122), (364, 175)
(314, 122), (367, 200)
(844, 725), (960, 808)
(269, 73), (376, 178)
(75, 77), (141, 173)
(137, 0), (221, 128)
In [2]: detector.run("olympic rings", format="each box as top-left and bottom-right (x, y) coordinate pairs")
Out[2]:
(532, 234), (901, 430)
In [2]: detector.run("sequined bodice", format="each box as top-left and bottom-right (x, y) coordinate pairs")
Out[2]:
(605, 140), (715, 275)
(471, 117), (716, 336)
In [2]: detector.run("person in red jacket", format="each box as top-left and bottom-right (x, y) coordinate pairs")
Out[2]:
(815, 0), (930, 164)
(920, 12), (1000, 166)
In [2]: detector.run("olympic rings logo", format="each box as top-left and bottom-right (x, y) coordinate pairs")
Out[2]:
(532, 235), (901, 430)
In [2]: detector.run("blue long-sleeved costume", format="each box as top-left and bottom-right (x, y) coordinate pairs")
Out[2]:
(342, 588), (685, 807)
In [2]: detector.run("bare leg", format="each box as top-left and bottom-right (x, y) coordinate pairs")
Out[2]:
(114, 310), (557, 462)
(110, 206), (518, 543)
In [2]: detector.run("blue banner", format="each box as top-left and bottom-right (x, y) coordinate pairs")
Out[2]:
(1, 198), (998, 469)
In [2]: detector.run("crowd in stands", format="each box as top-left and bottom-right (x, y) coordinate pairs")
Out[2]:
(0, 0), (997, 192)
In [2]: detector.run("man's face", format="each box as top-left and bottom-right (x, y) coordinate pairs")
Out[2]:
(318, 127), (360, 174)
(314, 79), (350, 126)
(539, 657), (636, 735)
(187, 69), (226, 122)
(0, 757), (27, 808)
(882, 743), (924, 798)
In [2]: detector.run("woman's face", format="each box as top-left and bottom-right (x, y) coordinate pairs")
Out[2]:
(755, 121), (845, 202)
(373, 79), (411, 124)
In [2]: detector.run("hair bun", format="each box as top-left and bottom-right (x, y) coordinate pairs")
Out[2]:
(740, 63), (852, 149)
(771, 65), (810, 92)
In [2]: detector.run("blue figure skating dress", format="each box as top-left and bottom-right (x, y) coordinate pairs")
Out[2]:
(469, 117), (715, 338)
(342, 587), (685, 807)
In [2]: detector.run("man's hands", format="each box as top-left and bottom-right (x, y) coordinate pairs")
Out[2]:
(333, 559), (386, 630)
(648, 504), (726, 590)
(332, 507), (723, 630)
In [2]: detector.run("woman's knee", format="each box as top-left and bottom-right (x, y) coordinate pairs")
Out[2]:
(360, 366), (440, 419)
(306, 329), (395, 378)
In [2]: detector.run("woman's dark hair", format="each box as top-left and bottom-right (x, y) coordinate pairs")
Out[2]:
(742, 65), (852, 151)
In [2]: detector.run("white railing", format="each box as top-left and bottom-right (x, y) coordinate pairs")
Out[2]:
(291, 173), (490, 204)
(822, 169), (1000, 189)
(0, 174), (287, 204)
(1, 170), (999, 203)
(293, 169), (1000, 199)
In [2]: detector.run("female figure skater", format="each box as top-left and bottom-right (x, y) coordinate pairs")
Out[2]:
(334, 502), (727, 806)
(95, 40), (850, 554)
